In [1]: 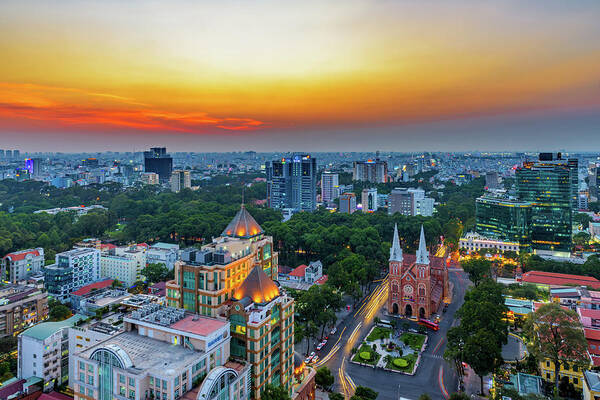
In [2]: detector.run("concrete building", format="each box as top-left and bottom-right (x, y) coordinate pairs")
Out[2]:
(353, 159), (388, 183)
(459, 232), (521, 254)
(361, 188), (378, 213)
(166, 206), (278, 317)
(584, 371), (600, 400)
(146, 243), (179, 271)
(44, 248), (101, 302)
(339, 192), (356, 214)
(320, 172), (339, 204)
(227, 266), (295, 399)
(101, 246), (147, 287)
(2, 248), (45, 284)
(68, 319), (123, 390)
(140, 172), (160, 185)
(389, 188), (434, 216)
(0, 284), (48, 337)
(18, 314), (86, 389)
(70, 304), (248, 400)
(266, 154), (317, 212)
(171, 170), (192, 193)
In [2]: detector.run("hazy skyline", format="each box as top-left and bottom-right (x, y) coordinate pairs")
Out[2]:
(1, 0), (599, 152)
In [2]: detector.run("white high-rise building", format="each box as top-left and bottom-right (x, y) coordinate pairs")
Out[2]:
(361, 188), (378, 213)
(321, 172), (339, 204)
(44, 248), (101, 302)
(170, 170), (192, 193)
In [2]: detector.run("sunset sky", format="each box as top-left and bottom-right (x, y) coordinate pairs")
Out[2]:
(1, 0), (599, 152)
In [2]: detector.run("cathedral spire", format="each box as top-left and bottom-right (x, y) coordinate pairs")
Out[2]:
(416, 225), (429, 265)
(389, 223), (403, 262)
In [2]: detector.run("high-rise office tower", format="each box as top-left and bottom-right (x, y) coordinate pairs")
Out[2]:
(171, 170), (192, 192)
(339, 192), (357, 214)
(0, 150), (4, 159)
(13, 150), (20, 159)
(353, 158), (388, 183)
(475, 194), (532, 251)
(143, 147), (173, 184)
(516, 153), (577, 255)
(320, 171), (339, 204)
(266, 154), (317, 211)
(5, 150), (12, 159)
(362, 188), (378, 213)
(24, 158), (42, 177)
(485, 171), (500, 189)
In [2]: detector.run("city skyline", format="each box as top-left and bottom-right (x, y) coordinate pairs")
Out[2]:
(1, 0), (600, 152)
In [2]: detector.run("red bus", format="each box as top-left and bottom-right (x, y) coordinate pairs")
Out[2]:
(418, 319), (439, 331)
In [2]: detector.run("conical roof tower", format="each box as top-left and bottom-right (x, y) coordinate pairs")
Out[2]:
(233, 266), (280, 304)
(415, 225), (429, 265)
(389, 224), (403, 262)
(222, 205), (264, 239)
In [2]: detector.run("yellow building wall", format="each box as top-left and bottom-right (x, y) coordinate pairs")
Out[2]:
(540, 358), (587, 389)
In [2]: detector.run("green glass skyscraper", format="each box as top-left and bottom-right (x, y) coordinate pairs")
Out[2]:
(475, 195), (532, 251)
(515, 153), (577, 254)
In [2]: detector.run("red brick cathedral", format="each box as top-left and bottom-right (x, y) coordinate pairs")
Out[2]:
(388, 224), (449, 319)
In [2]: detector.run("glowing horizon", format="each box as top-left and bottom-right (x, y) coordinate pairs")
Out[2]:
(1, 0), (599, 151)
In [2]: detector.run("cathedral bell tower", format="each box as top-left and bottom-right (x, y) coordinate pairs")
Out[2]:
(388, 224), (403, 315)
(415, 225), (431, 319)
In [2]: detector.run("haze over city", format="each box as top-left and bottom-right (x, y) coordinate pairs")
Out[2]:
(1, 0), (600, 151)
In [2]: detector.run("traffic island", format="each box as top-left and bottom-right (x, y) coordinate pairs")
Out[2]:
(349, 325), (427, 375)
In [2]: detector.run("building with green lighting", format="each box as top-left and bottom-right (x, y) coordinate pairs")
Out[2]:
(515, 153), (577, 255)
(475, 195), (532, 251)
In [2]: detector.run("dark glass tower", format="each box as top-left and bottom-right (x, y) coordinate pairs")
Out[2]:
(266, 154), (317, 211)
(143, 147), (173, 184)
(515, 153), (577, 254)
(475, 195), (532, 251)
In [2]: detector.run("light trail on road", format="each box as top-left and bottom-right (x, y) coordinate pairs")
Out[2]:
(438, 365), (450, 399)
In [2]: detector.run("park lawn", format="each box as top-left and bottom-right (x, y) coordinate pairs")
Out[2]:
(386, 353), (417, 373)
(366, 327), (392, 342)
(400, 332), (426, 351)
(352, 344), (381, 366)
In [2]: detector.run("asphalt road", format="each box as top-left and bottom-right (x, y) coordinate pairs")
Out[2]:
(314, 267), (470, 400)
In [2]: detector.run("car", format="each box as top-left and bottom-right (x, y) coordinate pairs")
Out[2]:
(311, 356), (319, 364)
(310, 351), (315, 358)
(316, 343), (324, 351)
(324, 335), (329, 340)
(305, 356), (312, 364)
(330, 327), (337, 335)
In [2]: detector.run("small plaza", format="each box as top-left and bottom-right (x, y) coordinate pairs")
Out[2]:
(351, 325), (427, 374)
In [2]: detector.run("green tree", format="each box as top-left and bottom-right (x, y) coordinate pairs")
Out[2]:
(351, 386), (378, 400)
(525, 303), (588, 393)
(0, 337), (17, 355)
(464, 329), (504, 395)
(315, 366), (334, 388)
(460, 258), (492, 286)
(48, 299), (71, 321)
(329, 393), (345, 400)
(573, 232), (591, 247)
(448, 393), (469, 400)
(141, 263), (170, 284)
(418, 395), (431, 400)
(261, 384), (291, 400)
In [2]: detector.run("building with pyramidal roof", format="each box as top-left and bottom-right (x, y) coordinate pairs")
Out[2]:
(166, 205), (278, 317)
(227, 266), (299, 400)
(388, 225), (449, 319)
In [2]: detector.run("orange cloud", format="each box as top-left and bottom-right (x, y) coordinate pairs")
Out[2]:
(0, 82), (265, 133)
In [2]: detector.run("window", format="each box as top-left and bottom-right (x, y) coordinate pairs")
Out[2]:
(150, 377), (154, 385)
(546, 361), (550, 367)
(79, 361), (84, 370)
(120, 374), (125, 383)
(79, 372), (85, 382)
(88, 375), (94, 385)
(88, 364), (93, 372)
(574, 378), (578, 385)
(573, 365), (578, 372)
(129, 377), (134, 386)
(162, 380), (167, 390)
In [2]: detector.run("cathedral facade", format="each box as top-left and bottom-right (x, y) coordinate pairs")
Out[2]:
(388, 225), (449, 319)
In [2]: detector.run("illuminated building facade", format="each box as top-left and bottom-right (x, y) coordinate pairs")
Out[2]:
(166, 206), (278, 317)
(353, 159), (388, 183)
(361, 188), (378, 213)
(2, 248), (45, 283)
(388, 225), (448, 319)
(266, 154), (317, 211)
(339, 192), (356, 214)
(320, 172), (339, 204)
(227, 266), (295, 399)
(475, 194), (532, 252)
(516, 153), (577, 254)
(171, 170), (192, 193)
